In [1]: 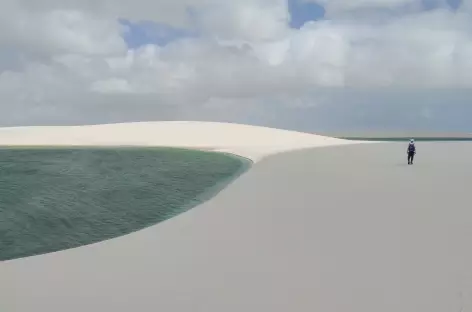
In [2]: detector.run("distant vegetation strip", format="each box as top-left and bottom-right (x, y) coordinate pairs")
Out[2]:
(336, 137), (472, 142)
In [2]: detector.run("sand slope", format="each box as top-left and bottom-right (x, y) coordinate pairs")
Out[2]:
(0, 121), (370, 162)
(0, 121), (379, 311)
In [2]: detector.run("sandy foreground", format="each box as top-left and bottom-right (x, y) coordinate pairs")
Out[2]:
(3, 139), (472, 311)
(0, 121), (383, 311)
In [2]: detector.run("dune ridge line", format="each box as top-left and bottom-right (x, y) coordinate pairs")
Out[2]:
(0, 121), (375, 162)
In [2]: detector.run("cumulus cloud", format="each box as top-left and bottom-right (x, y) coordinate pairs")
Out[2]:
(192, 0), (291, 41)
(0, 0), (471, 131)
(0, 3), (127, 57)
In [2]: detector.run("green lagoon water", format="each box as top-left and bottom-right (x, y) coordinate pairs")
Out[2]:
(0, 147), (249, 261)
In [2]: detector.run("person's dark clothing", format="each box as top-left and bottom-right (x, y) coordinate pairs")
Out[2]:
(407, 143), (416, 164)
(408, 151), (415, 164)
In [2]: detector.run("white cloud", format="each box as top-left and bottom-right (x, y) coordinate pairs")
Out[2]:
(91, 78), (134, 94)
(0, 0), (471, 130)
(193, 0), (290, 41)
(0, 4), (127, 57)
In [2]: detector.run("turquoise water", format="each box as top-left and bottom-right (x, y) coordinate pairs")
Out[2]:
(0, 147), (250, 261)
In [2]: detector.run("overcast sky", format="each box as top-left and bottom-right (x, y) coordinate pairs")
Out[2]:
(0, 0), (471, 133)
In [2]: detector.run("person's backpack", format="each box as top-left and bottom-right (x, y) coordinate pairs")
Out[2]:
(408, 143), (416, 153)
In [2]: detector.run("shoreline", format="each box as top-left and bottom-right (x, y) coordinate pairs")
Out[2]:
(0, 121), (374, 311)
(0, 146), (251, 262)
(0, 121), (366, 264)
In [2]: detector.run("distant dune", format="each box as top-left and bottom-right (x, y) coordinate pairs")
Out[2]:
(0, 121), (372, 162)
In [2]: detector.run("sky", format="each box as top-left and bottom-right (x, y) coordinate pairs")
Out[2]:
(0, 0), (471, 133)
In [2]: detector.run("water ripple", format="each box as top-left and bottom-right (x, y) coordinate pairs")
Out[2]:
(0, 147), (249, 261)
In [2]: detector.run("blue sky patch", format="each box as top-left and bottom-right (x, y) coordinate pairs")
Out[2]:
(120, 19), (197, 48)
(288, 0), (325, 29)
(446, 0), (462, 10)
(422, 0), (462, 10)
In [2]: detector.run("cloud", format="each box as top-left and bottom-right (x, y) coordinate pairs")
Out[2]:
(192, 0), (290, 41)
(0, 0), (471, 131)
(0, 3), (127, 57)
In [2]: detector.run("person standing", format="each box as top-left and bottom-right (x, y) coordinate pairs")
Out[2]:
(407, 139), (416, 165)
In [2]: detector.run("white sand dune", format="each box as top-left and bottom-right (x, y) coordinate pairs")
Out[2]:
(0, 121), (379, 311)
(0, 121), (371, 162)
